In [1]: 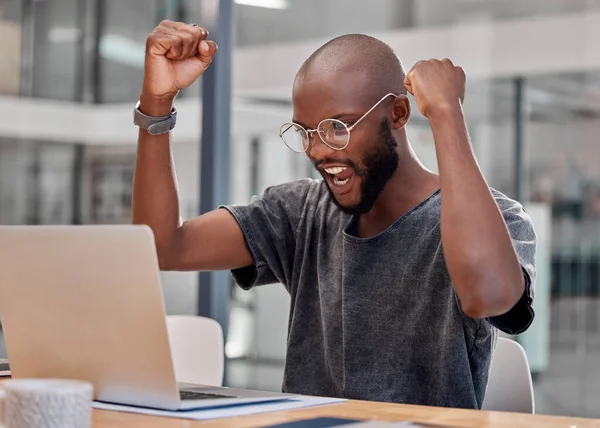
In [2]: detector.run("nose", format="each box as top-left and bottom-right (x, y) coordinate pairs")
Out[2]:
(307, 131), (335, 160)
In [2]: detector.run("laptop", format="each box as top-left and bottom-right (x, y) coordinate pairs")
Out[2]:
(0, 225), (295, 410)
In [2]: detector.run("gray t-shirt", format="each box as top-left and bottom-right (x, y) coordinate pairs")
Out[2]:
(223, 178), (535, 409)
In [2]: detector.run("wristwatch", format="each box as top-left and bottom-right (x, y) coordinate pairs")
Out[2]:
(133, 101), (178, 135)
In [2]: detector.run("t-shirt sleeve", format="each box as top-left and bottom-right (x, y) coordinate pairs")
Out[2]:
(487, 191), (537, 335)
(220, 179), (315, 290)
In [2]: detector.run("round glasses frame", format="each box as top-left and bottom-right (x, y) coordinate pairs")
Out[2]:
(279, 93), (398, 153)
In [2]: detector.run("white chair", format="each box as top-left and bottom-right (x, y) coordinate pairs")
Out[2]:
(165, 315), (224, 386)
(482, 337), (535, 413)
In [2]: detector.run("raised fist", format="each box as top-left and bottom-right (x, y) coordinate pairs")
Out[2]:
(404, 58), (465, 119)
(141, 20), (218, 103)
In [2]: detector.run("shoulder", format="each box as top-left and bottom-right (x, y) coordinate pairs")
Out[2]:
(490, 189), (536, 243)
(490, 188), (521, 208)
(490, 189), (532, 221)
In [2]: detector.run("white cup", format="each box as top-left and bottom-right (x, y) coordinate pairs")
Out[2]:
(0, 379), (93, 428)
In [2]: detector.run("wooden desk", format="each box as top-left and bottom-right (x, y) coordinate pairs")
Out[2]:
(93, 400), (600, 428)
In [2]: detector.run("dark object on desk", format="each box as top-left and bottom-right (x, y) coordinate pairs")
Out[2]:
(262, 418), (361, 428)
(262, 418), (467, 428)
(179, 390), (238, 400)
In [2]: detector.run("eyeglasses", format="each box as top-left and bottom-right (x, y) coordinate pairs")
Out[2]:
(279, 93), (397, 153)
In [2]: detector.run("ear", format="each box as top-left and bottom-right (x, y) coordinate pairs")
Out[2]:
(390, 94), (410, 130)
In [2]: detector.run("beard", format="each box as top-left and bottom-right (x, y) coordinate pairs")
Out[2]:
(315, 118), (399, 215)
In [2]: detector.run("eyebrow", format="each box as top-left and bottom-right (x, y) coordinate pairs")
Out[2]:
(291, 113), (356, 129)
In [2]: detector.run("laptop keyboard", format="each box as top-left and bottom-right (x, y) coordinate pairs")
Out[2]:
(179, 390), (239, 400)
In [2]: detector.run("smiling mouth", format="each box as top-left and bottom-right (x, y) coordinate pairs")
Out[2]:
(325, 167), (350, 186)
(323, 166), (355, 194)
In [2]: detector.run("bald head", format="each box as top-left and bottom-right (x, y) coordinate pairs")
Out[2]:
(290, 35), (411, 215)
(295, 34), (407, 98)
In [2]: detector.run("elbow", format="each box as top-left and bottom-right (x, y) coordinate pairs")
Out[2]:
(157, 251), (176, 271)
(460, 294), (488, 319)
(154, 230), (184, 271)
(155, 238), (183, 271)
(461, 294), (515, 319)
(460, 292), (505, 319)
(459, 275), (525, 319)
(131, 219), (185, 271)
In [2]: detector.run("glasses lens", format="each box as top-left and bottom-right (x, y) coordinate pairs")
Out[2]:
(318, 119), (349, 149)
(280, 123), (308, 153)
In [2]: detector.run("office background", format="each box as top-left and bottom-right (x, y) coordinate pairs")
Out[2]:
(2, 0), (600, 418)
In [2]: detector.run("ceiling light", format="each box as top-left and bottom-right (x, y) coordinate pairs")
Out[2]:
(234, 0), (289, 10)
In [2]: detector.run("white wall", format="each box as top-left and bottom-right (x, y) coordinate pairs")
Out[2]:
(235, 10), (600, 98)
(236, 0), (410, 47)
(412, 0), (596, 27)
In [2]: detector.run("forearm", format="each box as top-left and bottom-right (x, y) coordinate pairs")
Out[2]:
(132, 96), (182, 261)
(430, 103), (524, 318)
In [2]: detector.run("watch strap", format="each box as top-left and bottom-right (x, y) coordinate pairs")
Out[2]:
(133, 101), (177, 135)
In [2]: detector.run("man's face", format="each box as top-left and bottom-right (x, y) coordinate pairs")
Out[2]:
(292, 71), (399, 215)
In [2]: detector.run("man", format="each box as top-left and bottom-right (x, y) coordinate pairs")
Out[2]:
(132, 21), (536, 409)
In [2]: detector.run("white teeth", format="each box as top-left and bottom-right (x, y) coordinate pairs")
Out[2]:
(325, 166), (347, 175)
(332, 177), (349, 186)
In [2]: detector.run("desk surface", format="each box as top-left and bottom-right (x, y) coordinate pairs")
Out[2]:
(93, 399), (600, 427)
